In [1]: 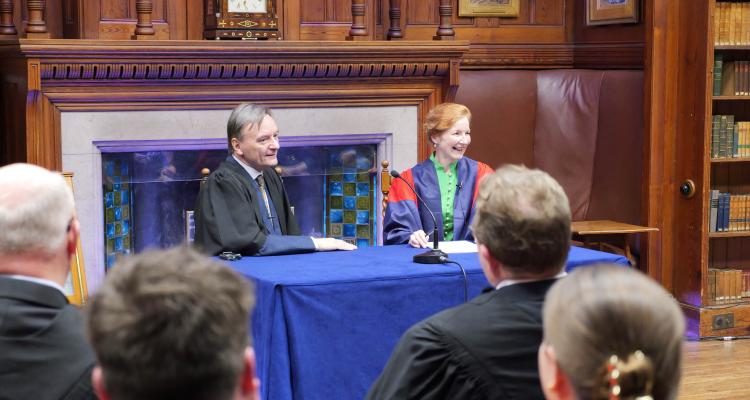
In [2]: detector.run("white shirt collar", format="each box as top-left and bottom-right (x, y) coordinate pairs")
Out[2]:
(232, 154), (263, 180)
(495, 270), (567, 291)
(5, 274), (67, 296)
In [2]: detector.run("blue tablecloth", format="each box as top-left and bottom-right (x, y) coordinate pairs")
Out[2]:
(228, 244), (628, 400)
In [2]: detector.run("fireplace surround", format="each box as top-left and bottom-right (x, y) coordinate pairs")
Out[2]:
(0, 39), (469, 293)
(64, 106), (415, 290)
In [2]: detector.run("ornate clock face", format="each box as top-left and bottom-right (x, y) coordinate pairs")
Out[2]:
(227, 0), (267, 14)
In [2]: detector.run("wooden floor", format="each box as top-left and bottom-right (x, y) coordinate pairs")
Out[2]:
(679, 339), (750, 399)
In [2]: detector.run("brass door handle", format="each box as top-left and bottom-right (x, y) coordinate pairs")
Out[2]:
(680, 179), (696, 198)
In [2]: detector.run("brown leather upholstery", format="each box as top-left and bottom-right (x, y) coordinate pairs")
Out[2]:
(457, 69), (643, 224)
(534, 70), (604, 220)
(587, 70), (644, 223)
(458, 70), (537, 168)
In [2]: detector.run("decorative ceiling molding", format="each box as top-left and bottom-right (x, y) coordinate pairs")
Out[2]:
(39, 62), (450, 81)
(0, 39), (468, 85)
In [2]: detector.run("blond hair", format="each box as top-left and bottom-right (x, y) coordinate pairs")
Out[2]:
(543, 265), (684, 400)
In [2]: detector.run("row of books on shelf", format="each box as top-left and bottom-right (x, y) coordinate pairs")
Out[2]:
(708, 191), (750, 232)
(714, 1), (750, 46)
(708, 268), (750, 304)
(710, 115), (750, 158)
(711, 56), (750, 96)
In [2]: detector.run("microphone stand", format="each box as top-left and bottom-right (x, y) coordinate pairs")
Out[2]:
(390, 170), (448, 264)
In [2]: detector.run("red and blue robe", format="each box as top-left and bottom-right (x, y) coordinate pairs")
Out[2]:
(384, 157), (493, 245)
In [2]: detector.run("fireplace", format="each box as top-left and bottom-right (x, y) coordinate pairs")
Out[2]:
(62, 106), (416, 291)
(95, 134), (388, 269)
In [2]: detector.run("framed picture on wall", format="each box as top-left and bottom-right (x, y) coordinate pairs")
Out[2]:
(586, 0), (639, 26)
(62, 172), (88, 307)
(458, 0), (520, 17)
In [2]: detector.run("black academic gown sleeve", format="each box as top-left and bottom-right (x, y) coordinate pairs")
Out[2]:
(367, 280), (554, 400)
(365, 319), (486, 400)
(194, 158), (314, 256)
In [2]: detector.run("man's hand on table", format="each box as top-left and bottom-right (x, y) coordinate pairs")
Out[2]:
(312, 237), (357, 251)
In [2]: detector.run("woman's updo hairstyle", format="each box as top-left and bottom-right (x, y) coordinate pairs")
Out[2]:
(542, 265), (684, 400)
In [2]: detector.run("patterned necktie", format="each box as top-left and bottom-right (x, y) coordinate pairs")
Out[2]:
(256, 175), (272, 217)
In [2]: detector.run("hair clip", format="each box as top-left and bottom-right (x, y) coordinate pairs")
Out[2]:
(607, 355), (621, 400)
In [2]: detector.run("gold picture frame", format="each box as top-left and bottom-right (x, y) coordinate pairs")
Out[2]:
(586, 0), (638, 26)
(63, 172), (88, 306)
(458, 0), (520, 17)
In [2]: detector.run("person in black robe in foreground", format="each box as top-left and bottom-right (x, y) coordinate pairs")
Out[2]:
(366, 165), (572, 400)
(195, 103), (355, 256)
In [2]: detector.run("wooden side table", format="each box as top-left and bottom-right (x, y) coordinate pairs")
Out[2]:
(571, 220), (658, 268)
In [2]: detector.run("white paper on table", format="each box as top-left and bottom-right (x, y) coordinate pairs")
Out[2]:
(437, 240), (478, 253)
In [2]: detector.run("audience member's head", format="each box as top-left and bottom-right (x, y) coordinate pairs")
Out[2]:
(87, 247), (259, 400)
(471, 164), (571, 285)
(539, 265), (684, 400)
(0, 163), (78, 284)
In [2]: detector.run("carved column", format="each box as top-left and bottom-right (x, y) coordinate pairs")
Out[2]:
(25, 0), (49, 38)
(433, 0), (455, 40)
(387, 0), (402, 40)
(133, 0), (155, 40)
(0, 0), (17, 36)
(346, 0), (368, 41)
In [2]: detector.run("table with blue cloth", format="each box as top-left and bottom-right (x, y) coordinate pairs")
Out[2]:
(228, 244), (628, 400)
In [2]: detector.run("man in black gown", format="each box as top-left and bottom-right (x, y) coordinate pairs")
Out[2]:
(195, 103), (355, 256)
(367, 165), (572, 400)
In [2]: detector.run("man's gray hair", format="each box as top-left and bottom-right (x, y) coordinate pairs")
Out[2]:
(471, 164), (571, 275)
(0, 163), (75, 255)
(226, 103), (273, 154)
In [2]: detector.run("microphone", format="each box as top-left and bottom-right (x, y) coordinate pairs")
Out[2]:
(390, 170), (448, 264)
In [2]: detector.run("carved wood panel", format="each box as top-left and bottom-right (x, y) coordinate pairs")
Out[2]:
(11, 0), (63, 37)
(0, 40), (468, 169)
(406, 0), (439, 25)
(61, 0), (190, 39)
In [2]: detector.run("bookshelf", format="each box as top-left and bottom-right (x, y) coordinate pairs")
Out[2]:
(692, 0), (750, 338)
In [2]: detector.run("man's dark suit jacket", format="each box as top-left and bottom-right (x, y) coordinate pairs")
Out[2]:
(366, 278), (559, 400)
(0, 276), (96, 400)
(194, 156), (315, 256)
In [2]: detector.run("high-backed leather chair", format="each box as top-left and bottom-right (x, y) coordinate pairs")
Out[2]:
(457, 69), (644, 224)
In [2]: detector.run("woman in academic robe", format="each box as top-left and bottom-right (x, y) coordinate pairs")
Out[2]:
(384, 103), (493, 247)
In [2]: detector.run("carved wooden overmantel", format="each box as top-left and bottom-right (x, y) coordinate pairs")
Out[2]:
(0, 39), (469, 169)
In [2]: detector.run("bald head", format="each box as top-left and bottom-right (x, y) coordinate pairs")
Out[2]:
(0, 163), (75, 256)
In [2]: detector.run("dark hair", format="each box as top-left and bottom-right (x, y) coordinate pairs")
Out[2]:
(87, 246), (255, 400)
(226, 103), (272, 154)
(543, 265), (684, 400)
(471, 164), (571, 275)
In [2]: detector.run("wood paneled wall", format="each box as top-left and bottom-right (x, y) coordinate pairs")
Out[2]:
(2, 0), (644, 69)
(59, 0), (202, 39)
